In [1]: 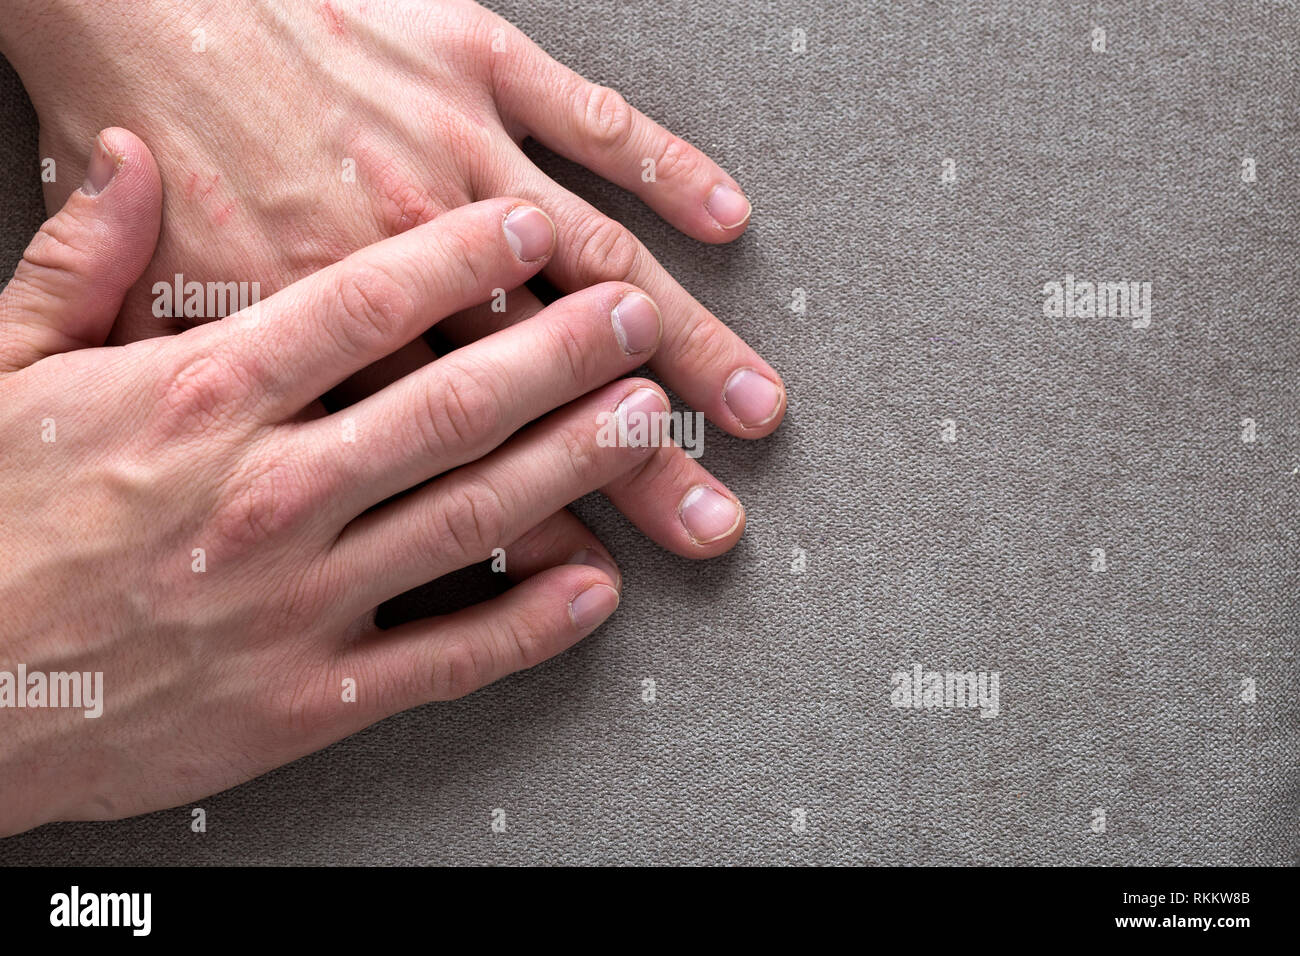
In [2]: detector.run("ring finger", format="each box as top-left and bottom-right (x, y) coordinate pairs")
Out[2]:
(325, 377), (671, 613)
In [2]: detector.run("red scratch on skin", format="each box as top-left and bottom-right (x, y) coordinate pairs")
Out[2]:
(180, 169), (236, 226)
(320, 1), (346, 36)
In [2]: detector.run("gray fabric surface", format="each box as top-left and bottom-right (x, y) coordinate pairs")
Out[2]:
(1, 0), (1296, 865)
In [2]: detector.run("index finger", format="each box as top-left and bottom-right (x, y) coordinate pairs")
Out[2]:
(218, 198), (556, 420)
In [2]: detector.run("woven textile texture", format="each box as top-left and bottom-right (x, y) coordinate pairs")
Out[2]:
(0, 0), (1295, 864)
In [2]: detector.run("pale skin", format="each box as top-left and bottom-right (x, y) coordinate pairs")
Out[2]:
(0, 0), (787, 562)
(0, 0), (786, 834)
(0, 129), (680, 835)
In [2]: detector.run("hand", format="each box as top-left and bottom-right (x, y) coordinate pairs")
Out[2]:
(0, 129), (669, 835)
(2, 0), (783, 559)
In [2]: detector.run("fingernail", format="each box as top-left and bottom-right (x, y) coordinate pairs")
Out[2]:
(503, 205), (556, 261)
(615, 386), (669, 447)
(705, 184), (751, 229)
(723, 367), (784, 428)
(610, 292), (662, 354)
(678, 484), (743, 545)
(566, 548), (621, 590)
(568, 583), (620, 631)
(81, 134), (119, 197)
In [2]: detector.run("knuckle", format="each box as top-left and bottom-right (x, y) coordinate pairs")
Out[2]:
(432, 475), (507, 562)
(505, 619), (552, 674)
(427, 620), (549, 701)
(328, 263), (412, 359)
(653, 136), (699, 183)
(212, 458), (318, 552)
(540, 313), (594, 388)
(377, 175), (438, 236)
(155, 350), (249, 433)
(664, 313), (733, 378)
(20, 213), (98, 286)
(583, 83), (637, 151)
(438, 225), (490, 297)
(572, 216), (643, 284)
(563, 427), (602, 485)
(450, 6), (503, 58)
(347, 136), (442, 238)
(427, 633), (488, 701)
(420, 363), (503, 453)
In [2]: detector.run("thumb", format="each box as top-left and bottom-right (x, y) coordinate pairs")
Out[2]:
(0, 127), (162, 373)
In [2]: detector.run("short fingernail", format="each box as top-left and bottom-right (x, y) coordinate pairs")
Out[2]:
(723, 367), (784, 428)
(705, 184), (751, 229)
(81, 134), (119, 197)
(569, 582), (620, 631)
(615, 386), (669, 446)
(503, 205), (556, 261)
(678, 484), (743, 545)
(611, 292), (662, 354)
(566, 548), (622, 590)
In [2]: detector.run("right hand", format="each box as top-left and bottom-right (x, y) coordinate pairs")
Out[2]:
(0, 129), (668, 835)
